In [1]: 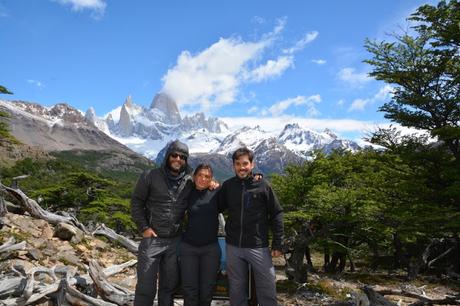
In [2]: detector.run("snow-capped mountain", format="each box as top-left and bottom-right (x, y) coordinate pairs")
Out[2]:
(1, 93), (361, 176)
(88, 93), (361, 175)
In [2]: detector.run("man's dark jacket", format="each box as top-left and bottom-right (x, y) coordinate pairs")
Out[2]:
(219, 175), (284, 251)
(131, 143), (193, 238)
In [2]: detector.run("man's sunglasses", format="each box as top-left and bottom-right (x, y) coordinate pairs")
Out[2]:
(170, 153), (187, 160)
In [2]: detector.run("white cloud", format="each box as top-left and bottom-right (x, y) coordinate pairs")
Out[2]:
(53, 0), (106, 18)
(373, 84), (394, 101)
(252, 16), (265, 24)
(338, 67), (372, 87)
(349, 98), (369, 111)
(283, 31), (319, 54)
(348, 85), (394, 112)
(267, 95), (321, 117)
(161, 21), (286, 112)
(27, 79), (44, 88)
(248, 106), (259, 114)
(249, 56), (294, 82)
(337, 99), (344, 107)
(311, 59), (327, 65)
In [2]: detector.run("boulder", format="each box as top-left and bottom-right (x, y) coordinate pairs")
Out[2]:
(54, 222), (84, 243)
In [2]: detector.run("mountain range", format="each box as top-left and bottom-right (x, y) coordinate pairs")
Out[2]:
(0, 93), (360, 178)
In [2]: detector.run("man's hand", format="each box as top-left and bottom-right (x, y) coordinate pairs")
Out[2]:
(271, 249), (283, 258)
(142, 228), (157, 238)
(254, 173), (263, 181)
(209, 180), (220, 190)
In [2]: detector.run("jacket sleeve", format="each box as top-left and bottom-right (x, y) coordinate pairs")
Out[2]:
(266, 183), (284, 251)
(217, 183), (228, 213)
(131, 170), (151, 233)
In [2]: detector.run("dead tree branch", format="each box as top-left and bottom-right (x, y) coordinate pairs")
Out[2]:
(0, 182), (87, 233)
(93, 223), (139, 254)
(88, 260), (134, 306)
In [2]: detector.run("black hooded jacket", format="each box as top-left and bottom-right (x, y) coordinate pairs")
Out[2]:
(131, 141), (193, 238)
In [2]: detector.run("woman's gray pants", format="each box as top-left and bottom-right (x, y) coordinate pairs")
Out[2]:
(227, 244), (278, 306)
(180, 241), (221, 306)
(134, 236), (179, 306)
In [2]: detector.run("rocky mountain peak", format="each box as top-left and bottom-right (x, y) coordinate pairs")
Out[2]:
(123, 95), (133, 108)
(85, 107), (97, 124)
(182, 112), (228, 133)
(10, 100), (49, 117)
(49, 103), (85, 123)
(323, 128), (338, 139)
(118, 104), (133, 137)
(150, 92), (181, 124)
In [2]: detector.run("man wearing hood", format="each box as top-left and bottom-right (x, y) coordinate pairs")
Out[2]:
(131, 140), (193, 306)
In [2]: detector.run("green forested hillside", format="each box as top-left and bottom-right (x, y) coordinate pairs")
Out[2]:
(0, 152), (154, 234)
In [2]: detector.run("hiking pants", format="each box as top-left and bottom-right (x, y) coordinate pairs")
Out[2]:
(134, 236), (179, 306)
(180, 241), (221, 306)
(227, 244), (278, 306)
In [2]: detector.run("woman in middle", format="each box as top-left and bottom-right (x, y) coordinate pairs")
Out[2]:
(181, 163), (221, 306)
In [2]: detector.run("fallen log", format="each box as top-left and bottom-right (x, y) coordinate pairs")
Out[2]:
(92, 223), (139, 254)
(0, 255), (135, 305)
(361, 286), (398, 306)
(88, 260), (134, 306)
(0, 237), (26, 253)
(0, 297), (26, 306)
(377, 288), (460, 305)
(0, 194), (6, 217)
(61, 268), (118, 306)
(0, 277), (26, 299)
(103, 259), (137, 277)
(0, 182), (87, 233)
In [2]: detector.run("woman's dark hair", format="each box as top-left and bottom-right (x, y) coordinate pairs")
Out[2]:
(193, 163), (213, 177)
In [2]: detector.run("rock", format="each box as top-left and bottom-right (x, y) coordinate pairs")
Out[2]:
(75, 244), (88, 253)
(150, 92), (182, 124)
(90, 238), (108, 251)
(42, 240), (58, 257)
(119, 104), (133, 136)
(54, 222), (84, 243)
(10, 258), (36, 272)
(29, 237), (46, 249)
(56, 251), (81, 267)
(41, 223), (54, 239)
(28, 248), (43, 261)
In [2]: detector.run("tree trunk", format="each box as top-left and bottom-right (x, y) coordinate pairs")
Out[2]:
(393, 232), (403, 270)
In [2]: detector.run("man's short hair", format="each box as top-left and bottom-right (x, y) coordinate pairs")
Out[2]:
(232, 147), (254, 163)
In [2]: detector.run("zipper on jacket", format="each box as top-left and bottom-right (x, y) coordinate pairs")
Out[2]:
(239, 180), (245, 247)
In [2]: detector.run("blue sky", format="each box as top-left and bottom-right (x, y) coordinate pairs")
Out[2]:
(0, 0), (434, 141)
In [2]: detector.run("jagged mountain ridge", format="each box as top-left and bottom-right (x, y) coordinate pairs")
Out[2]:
(1, 94), (361, 176)
(0, 99), (154, 178)
(94, 93), (360, 157)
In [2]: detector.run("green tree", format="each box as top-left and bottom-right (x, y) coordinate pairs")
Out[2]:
(0, 85), (13, 94)
(0, 84), (17, 142)
(364, 0), (460, 161)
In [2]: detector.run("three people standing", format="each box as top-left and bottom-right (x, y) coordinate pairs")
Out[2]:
(131, 141), (284, 306)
